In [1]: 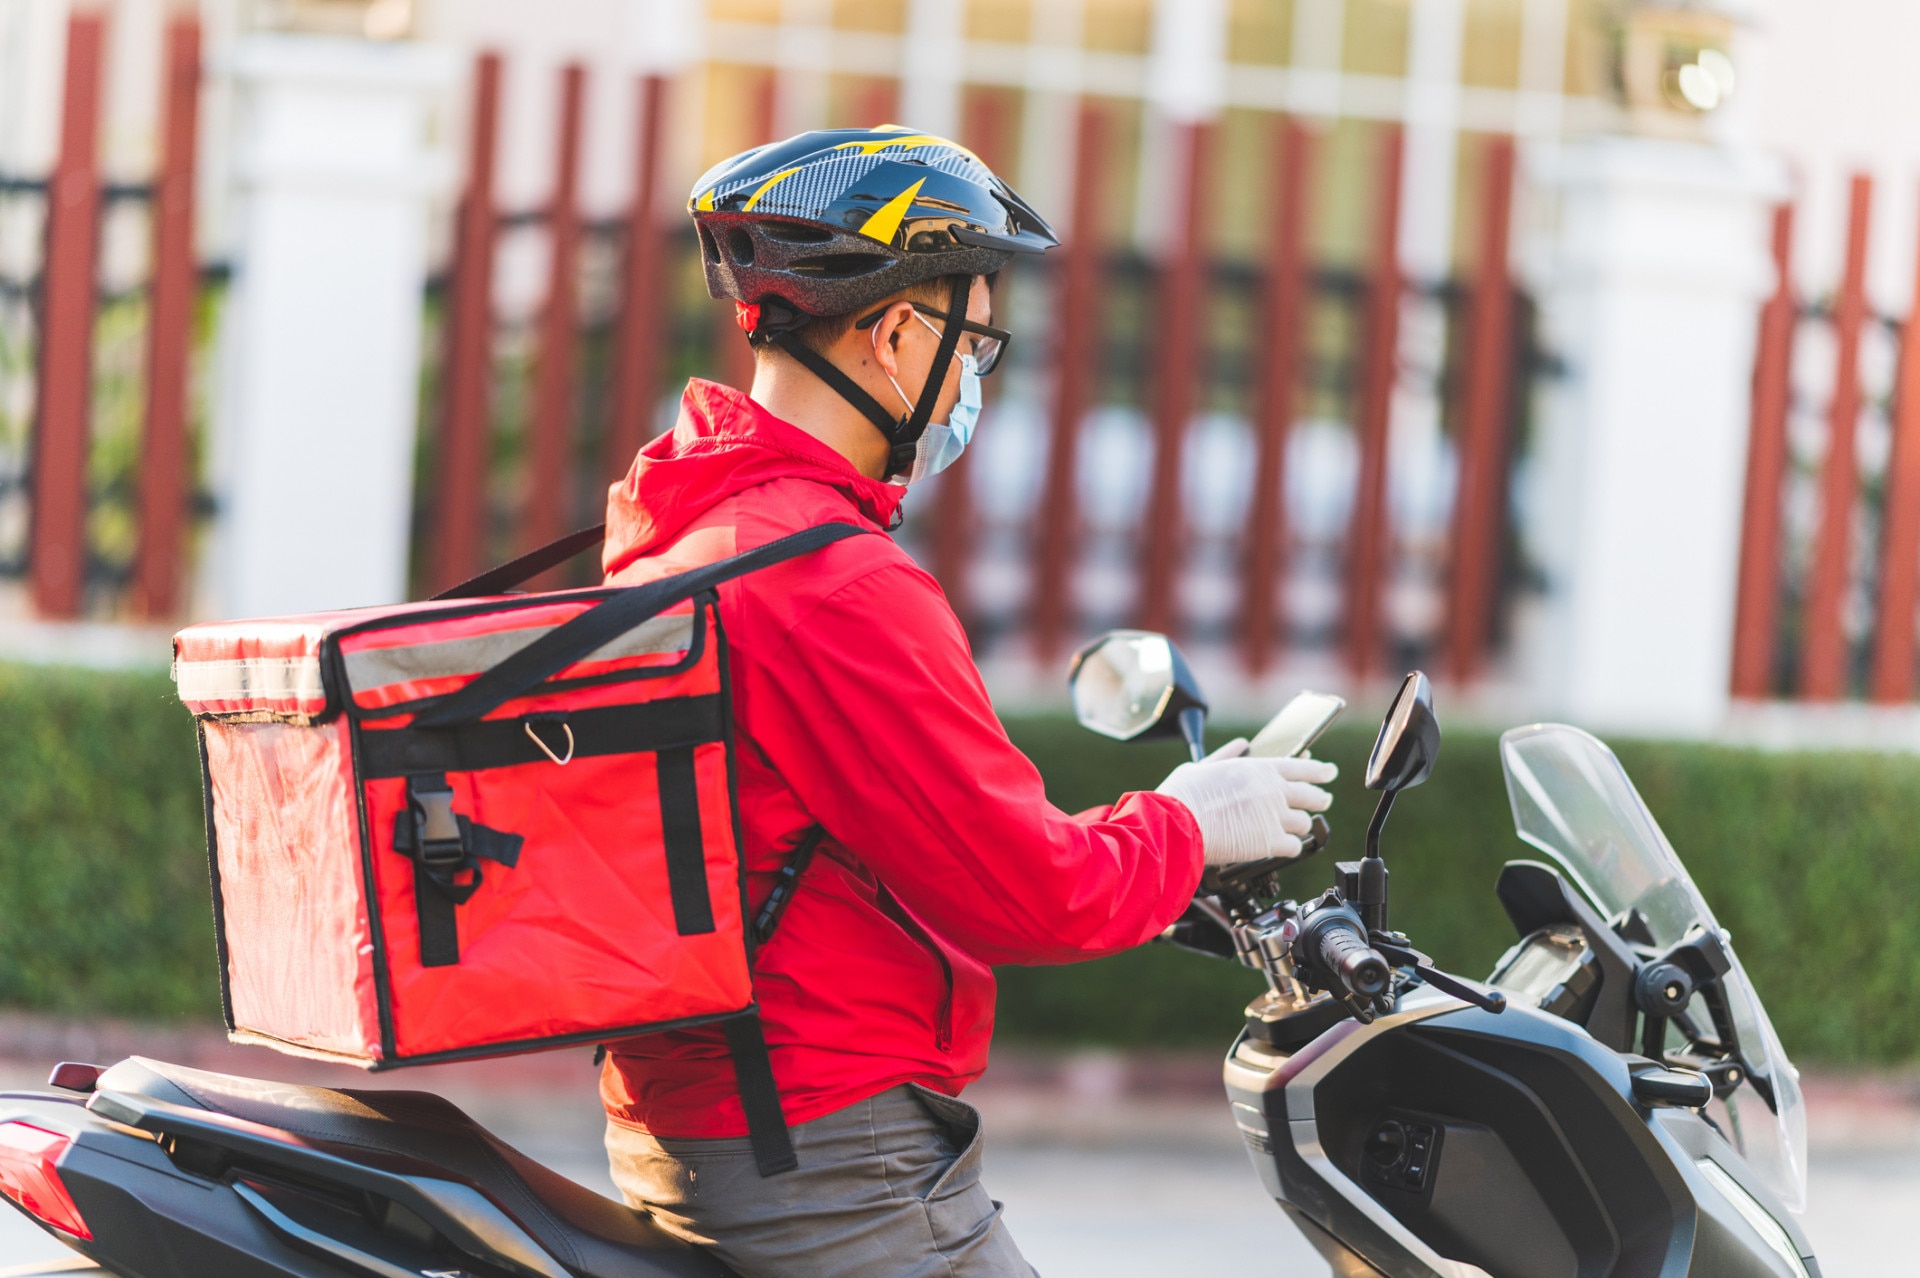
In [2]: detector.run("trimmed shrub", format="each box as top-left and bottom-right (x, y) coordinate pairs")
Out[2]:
(996, 717), (1920, 1066)
(0, 667), (212, 1018)
(0, 664), (1912, 1065)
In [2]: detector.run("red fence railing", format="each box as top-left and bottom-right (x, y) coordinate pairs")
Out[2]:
(1733, 172), (1920, 704)
(1, 10), (206, 622)
(417, 52), (1537, 681)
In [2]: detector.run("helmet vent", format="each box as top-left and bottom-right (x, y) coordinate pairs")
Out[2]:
(762, 222), (835, 245)
(790, 254), (891, 278)
(697, 225), (721, 264)
(725, 228), (756, 265)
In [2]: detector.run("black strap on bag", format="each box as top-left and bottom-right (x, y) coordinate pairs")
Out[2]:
(431, 523), (609, 601)
(413, 523), (870, 731)
(753, 824), (826, 946)
(392, 773), (525, 966)
(417, 524), (871, 1177)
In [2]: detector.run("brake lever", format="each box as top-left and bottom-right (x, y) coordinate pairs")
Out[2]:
(1370, 933), (1507, 1015)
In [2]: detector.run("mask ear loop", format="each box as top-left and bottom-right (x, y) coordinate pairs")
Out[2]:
(886, 274), (973, 478)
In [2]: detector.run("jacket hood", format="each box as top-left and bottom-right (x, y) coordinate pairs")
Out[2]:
(604, 379), (904, 568)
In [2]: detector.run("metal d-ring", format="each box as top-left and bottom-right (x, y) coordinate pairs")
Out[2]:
(524, 719), (576, 766)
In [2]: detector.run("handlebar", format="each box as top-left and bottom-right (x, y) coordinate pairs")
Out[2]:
(1293, 904), (1391, 1004)
(1318, 925), (1391, 999)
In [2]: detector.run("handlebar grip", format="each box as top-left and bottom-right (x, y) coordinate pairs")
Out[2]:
(1318, 925), (1391, 999)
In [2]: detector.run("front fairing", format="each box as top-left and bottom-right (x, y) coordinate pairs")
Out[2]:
(1499, 724), (1808, 1213)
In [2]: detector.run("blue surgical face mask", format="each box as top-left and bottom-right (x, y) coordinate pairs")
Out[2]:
(880, 313), (984, 486)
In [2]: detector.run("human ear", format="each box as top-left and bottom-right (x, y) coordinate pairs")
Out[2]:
(866, 300), (916, 380)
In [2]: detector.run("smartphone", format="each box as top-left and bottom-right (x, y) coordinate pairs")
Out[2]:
(1247, 690), (1346, 759)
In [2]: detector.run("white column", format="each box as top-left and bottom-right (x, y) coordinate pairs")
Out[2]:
(773, 0), (830, 137)
(1133, 0), (1229, 251)
(1015, 0), (1083, 231)
(1519, 139), (1785, 734)
(209, 35), (453, 619)
(899, 0), (961, 138)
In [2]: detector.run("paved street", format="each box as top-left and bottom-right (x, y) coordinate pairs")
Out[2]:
(0, 1033), (1911, 1275)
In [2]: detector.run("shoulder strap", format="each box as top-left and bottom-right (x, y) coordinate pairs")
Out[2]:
(752, 824), (826, 948)
(431, 523), (609, 601)
(412, 523), (873, 730)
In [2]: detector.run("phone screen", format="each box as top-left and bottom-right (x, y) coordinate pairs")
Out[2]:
(1247, 691), (1347, 758)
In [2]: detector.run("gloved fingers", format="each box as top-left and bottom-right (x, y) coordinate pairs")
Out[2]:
(1272, 756), (1338, 784)
(1280, 780), (1334, 812)
(1210, 831), (1303, 865)
(1273, 804), (1312, 837)
(1205, 737), (1251, 761)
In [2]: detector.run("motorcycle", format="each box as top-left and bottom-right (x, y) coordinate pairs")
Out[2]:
(1068, 630), (1820, 1278)
(0, 632), (1819, 1278)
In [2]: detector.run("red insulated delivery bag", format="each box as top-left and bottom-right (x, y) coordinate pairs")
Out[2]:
(173, 523), (867, 1174)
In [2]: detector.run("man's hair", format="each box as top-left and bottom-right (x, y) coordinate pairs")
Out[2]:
(761, 273), (978, 360)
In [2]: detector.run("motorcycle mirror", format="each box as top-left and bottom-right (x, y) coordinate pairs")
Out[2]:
(1068, 630), (1209, 761)
(1365, 671), (1440, 793)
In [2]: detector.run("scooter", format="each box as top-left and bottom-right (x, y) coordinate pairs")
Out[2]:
(1068, 630), (1821, 1278)
(0, 634), (1820, 1277)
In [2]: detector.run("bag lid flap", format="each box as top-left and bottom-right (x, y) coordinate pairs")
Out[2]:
(174, 592), (701, 721)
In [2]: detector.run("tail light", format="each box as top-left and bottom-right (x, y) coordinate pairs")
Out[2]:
(0, 1121), (92, 1240)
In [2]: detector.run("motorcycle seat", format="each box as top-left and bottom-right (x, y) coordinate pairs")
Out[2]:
(93, 1057), (733, 1278)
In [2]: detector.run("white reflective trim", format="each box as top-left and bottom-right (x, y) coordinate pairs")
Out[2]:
(175, 656), (325, 707)
(341, 613), (696, 696)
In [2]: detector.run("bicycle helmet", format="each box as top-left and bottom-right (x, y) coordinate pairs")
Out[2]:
(688, 126), (1058, 477)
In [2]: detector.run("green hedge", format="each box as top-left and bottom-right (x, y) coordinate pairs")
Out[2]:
(997, 717), (1920, 1066)
(0, 667), (211, 1018)
(0, 665), (1914, 1065)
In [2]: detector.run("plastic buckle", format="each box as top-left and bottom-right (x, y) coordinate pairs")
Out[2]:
(410, 785), (468, 868)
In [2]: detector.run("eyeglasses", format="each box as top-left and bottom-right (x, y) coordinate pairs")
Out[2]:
(854, 303), (1011, 376)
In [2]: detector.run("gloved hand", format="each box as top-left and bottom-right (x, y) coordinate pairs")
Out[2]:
(1156, 738), (1337, 865)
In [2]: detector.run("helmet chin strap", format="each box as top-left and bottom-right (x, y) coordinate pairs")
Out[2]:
(764, 274), (972, 480)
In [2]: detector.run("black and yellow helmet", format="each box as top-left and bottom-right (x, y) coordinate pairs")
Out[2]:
(688, 125), (1058, 334)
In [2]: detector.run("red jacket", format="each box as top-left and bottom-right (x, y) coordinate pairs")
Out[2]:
(597, 380), (1204, 1138)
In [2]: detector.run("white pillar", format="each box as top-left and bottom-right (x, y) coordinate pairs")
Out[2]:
(210, 35), (453, 619)
(1519, 138), (1785, 734)
(900, 0), (961, 138)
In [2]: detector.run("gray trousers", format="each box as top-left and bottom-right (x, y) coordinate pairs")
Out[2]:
(606, 1084), (1036, 1278)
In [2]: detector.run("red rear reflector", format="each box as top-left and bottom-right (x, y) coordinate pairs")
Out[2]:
(0, 1121), (92, 1240)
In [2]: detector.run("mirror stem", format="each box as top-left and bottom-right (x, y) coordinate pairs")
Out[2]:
(1358, 791), (1394, 933)
(1178, 706), (1206, 762)
(1364, 790), (1395, 860)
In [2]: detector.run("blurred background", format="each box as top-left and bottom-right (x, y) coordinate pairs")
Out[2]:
(1, 0), (1919, 1273)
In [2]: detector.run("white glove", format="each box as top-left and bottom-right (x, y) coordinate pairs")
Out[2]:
(1156, 738), (1337, 865)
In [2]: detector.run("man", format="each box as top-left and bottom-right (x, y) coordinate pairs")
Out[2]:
(599, 126), (1335, 1277)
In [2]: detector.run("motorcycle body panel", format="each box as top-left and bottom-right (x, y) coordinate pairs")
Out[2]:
(1224, 988), (1819, 1278)
(0, 1060), (734, 1278)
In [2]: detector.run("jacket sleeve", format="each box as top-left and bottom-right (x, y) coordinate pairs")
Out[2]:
(738, 561), (1205, 966)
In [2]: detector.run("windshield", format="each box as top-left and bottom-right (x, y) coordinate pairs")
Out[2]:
(1499, 725), (1808, 1214)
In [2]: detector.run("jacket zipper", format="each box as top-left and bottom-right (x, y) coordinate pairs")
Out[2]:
(874, 884), (955, 1052)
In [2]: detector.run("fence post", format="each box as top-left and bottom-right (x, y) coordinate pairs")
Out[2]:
(608, 72), (668, 482)
(1239, 115), (1311, 674)
(1729, 202), (1796, 700)
(1030, 102), (1107, 662)
(1870, 197), (1920, 703)
(32, 10), (105, 619)
(710, 70), (776, 393)
(1801, 172), (1873, 700)
(431, 52), (501, 593)
(1444, 133), (1518, 683)
(524, 62), (587, 564)
(135, 14), (200, 619)
(928, 90), (1015, 627)
(1345, 123), (1406, 679)
(1137, 120), (1213, 636)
